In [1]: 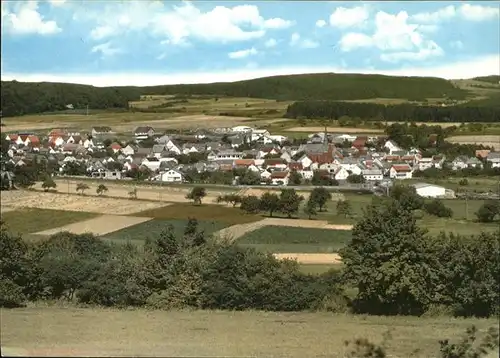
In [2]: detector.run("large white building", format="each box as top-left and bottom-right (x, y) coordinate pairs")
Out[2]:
(411, 183), (446, 198)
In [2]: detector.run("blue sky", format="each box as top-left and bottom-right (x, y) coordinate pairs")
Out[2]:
(1, 0), (499, 86)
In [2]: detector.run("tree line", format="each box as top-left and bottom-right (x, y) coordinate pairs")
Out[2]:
(285, 101), (500, 122)
(1, 73), (474, 117)
(1, 81), (140, 117)
(2, 184), (498, 319)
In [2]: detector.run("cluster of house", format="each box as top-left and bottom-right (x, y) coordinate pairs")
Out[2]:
(3, 124), (500, 186)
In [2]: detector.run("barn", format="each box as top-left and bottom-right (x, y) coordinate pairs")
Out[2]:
(411, 182), (447, 198)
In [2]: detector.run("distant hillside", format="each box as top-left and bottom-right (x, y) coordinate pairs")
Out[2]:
(1, 73), (469, 117)
(0, 81), (141, 117)
(142, 73), (468, 101)
(472, 75), (500, 84)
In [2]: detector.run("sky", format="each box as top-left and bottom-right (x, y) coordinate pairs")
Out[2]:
(1, 0), (499, 86)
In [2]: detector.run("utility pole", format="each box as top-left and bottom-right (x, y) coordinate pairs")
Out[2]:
(86, 104), (89, 116)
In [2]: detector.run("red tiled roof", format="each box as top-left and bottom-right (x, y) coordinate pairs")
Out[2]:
(234, 159), (255, 166)
(392, 164), (411, 172)
(271, 171), (289, 179)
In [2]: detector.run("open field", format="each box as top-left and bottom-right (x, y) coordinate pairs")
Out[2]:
(102, 218), (230, 245)
(0, 112), (289, 133)
(34, 215), (153, 236)
(34, 179), (226, 204)
(447, 135), (500, 149)
(2, 306), (498, 358)
(285, 126), (384, 134)
(406, 177), (500, 192)
(1, 208), (99, 236)
(0, 190), (167, 215)
(134, 203), (262, 225)
(238, 226), (351, 254)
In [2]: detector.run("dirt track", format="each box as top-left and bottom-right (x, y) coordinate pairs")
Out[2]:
(273, 253), (342, 264)
(34, 215), (153, 236)
(0, 190), (168, 215)
(215, 218), (353, 242)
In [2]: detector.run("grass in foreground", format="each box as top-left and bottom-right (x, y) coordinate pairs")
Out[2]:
(237, 226), (352, 253)
(1, 306), (497, 358)
(102, 219), (229, 245)
(0, 208), (98, 236)
(134, 203), (262, 225)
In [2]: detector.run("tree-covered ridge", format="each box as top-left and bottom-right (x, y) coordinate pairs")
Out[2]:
(285, 100), (500, 122)
(1, 81), (141, 117)
(1, 73), (471, 117)
(472, 75), (500, 84)
(141, 73), (469, 101)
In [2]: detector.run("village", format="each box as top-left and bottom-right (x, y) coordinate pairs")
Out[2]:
(2, 124), (500, 198)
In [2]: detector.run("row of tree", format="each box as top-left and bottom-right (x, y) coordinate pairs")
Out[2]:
(1, 74), (476, 117)
(2, 187), (498, 317)
(285, 101), (500, 122)
(1, 81), (140, 117)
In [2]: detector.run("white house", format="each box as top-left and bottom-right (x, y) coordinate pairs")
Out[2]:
(251, 129), (270, 142)
(121, 145), (136, 156)
(362, 169), (384, 182)
(260, 170), (272, 181)
(384, 140), (402, 154)
(412, 183), (446, 198)
(297, 154), (313, 169)
(332, 167), (350, 181)
(165, 140), (181, 155)
(299, 170), (314, 180)
(232, 126), (253, 133)
(389, 164), (413, 179)
(270, 171), (289, 186)
(134, 126), (155, 141)
(268, 135), (288, 143)
(141, 157), (161, 171)
(155, 169), (184, 183)
(417, 157), (434, 171)
(487, 152), (500, 168)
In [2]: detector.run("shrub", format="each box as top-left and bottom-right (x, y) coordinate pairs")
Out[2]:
(459, 178), (469, 186)
(424, 199), (453, 218)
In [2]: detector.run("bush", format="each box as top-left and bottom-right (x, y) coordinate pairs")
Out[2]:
(459, 178), (469, 186)
(424, 199), (453, 218)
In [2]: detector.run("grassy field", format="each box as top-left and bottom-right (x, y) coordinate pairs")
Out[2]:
(1, 306), (497, 358)
(102, 218), (229, 245)
(237, 226), (352, 253)
(407, 177), (500, 192)
(0, 208), (98, 237)
(134, 203), (262, 225)
(312, 194), (499, 235)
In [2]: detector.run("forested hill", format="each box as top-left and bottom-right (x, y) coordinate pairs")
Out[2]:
(1, 73), (470, 117)
(472, 75), (500, 84)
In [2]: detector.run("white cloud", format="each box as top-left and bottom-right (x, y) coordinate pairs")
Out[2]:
(338, 10), (444, 63)
(264, 38), (277, 48)
(48, 0), (67, 7)
(459, 4), (500, 21)
(339, 33), (373, 51)
(315, 19), (326, 28)
(289, 32), (319, 49)
(290, 32), (301, 46)
(91, 42), (122, 57)
(329, 6), (369, 29)
(228, 47), (257, 59)
(3, 55), (499, 86)
(450, 40), (464, 50)
(380, 41), (444, 63)
(412, 5), (456, 23)
(75, 1), (291, 44)
(2, 1), (61, 35)
(412, 4), (499, 23)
